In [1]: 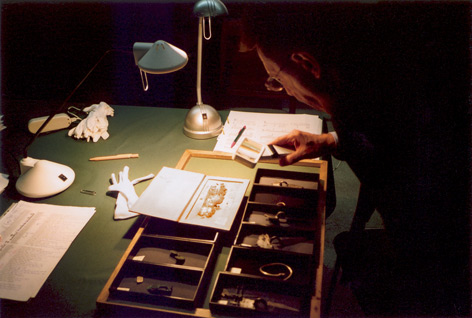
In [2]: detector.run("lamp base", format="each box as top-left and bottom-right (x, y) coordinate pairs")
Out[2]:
(183, 104), (223, 139)
(16, 157), (75, 198)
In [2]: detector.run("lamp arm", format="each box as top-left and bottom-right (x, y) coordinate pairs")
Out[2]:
(23, 49), (125, 158)
(196, 17), (204, 106)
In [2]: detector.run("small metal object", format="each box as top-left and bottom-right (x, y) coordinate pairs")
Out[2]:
(174, 255), (185, 265)
(265, 211), (288, 225)
(170, 250), (185, 265)
(271, 181), (289, 187)
(254, 297), (268, 311)
(136, 276), (144, 284)
(147, 284), (173, 295)
(80, 189), (96, 195)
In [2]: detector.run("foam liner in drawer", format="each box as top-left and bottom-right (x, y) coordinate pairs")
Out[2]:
(128, 236), (214, 269)
(243, 202), (317, 230)
(210, 272), (311, 316)
(249, 184), (317, 209)
(109, 261), (206, 308)
(143, 217), (218, 242)
(254, 168), (319, 190)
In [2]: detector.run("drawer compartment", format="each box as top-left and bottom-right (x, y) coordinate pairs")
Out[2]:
(224, 246), (314, 285)
(210, 272), (311, 316)
(254, 168), (319, 190)
(109, 261), (206, 308)
(235, 223), (316, 256)
(243, 202), (317, 230)
(128, 236), (214, 269)
(249, 184), (317, 209)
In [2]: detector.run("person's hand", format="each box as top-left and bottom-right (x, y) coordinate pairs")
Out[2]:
(269, 130), (336, 166)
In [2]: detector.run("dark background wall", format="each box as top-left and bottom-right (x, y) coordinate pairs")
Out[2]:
(1, 1), (470, 173)
(1, 1), (208, 114)
(3, 1), (469, 114)
(1, 1), (294, 117)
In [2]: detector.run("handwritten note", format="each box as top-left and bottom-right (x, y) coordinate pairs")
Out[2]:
(214, 111), (322, 153)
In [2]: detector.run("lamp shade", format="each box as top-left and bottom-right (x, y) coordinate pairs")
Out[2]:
(193, 0), (228, 17)
(16, 158), (75, 198)
(135, 40), (188, 74)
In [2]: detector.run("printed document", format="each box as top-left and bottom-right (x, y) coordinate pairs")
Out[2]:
(0, 200), (95, 301)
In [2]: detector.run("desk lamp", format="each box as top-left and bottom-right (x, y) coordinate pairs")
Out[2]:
(133, 40), (188, 91)
(183, 0), (228, 139)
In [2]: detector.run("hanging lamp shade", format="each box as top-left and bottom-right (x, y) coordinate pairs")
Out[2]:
(193, 0), (228, 17)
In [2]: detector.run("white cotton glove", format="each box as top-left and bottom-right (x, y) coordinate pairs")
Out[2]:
(68, 101), (114, 142)
(108, 166), (154, 220)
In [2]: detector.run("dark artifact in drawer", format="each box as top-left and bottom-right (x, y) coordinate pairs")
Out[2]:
(254, 168), (319, 190)
(210, 272), (311, 316)
(243, 202), (317, 230)
(249, 184), (317, 209)
(224, 246), (315, 285)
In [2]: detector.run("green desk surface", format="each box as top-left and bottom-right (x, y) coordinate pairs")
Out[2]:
(0, 105), (324, 317)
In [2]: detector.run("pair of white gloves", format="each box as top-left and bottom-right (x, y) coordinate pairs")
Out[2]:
(108, 166), (154, 220)
(68, 102), (114, 142)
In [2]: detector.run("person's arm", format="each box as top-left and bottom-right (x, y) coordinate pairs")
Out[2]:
(269, 130), (337, 166)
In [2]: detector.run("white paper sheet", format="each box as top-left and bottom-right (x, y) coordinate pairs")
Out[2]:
(131, 167), (205, 222)
(214, 111), (323, 154)
(0, 201), (95, 301)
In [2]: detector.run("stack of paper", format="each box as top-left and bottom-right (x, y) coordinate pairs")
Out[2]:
(0, 201), (95, 301)
(214, 111), (322, 154)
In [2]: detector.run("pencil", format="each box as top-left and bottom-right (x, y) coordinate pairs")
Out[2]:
(89, 153), (139, 161)
(231, 125), (246, 148)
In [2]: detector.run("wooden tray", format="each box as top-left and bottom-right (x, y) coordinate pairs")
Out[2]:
(96, 150), (327, 318)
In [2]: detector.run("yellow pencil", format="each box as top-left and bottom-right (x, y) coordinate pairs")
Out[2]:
(89, 153), (139, 161)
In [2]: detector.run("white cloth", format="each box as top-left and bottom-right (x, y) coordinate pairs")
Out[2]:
(108, 166), (154, 220)
(68, 102), (114, 142)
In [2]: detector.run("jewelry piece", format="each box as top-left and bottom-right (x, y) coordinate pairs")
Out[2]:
(276, 201), (286, 206)
(256, 234), (273, 249)
(170, 250), (185, 265)
(259, 263), (293, 280)
(272, 180), (302, 188)
(272, 181), (289, 187)
(197, 183), (227, 218)
(265, 211), (288, 225)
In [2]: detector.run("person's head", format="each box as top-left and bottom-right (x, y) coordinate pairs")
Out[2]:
(238, 4), (368, 115)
